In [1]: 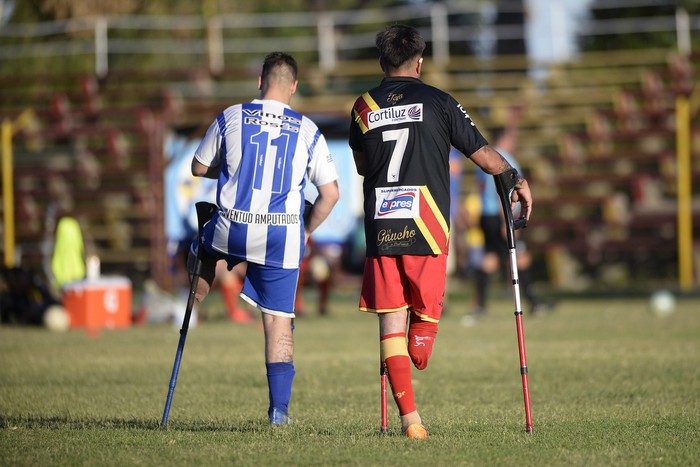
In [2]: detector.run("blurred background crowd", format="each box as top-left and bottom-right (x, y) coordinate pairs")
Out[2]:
(1, 0), (698, 327)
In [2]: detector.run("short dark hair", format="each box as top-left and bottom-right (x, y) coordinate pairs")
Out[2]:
(261, 52), (298, 84)
(375, 24), (426, 69)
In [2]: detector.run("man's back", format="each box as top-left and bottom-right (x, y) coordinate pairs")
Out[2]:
(195, 99), (337, 268)
(349, 77), (487, 257)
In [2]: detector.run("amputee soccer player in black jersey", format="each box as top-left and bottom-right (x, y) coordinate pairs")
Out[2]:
(349, 24), (532, 439)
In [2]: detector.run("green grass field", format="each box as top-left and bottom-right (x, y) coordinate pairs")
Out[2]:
(1, 284), (699, 466)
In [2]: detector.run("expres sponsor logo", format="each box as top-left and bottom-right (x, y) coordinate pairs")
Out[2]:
(374, 186), (420, 219)
(378, 192), (415, 216)
(367, 104), (423, 130)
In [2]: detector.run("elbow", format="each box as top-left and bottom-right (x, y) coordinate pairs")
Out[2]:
(331, 181), (341, 203)
(191, 159), (211, 177)
(331, 190), (340, 207)
(325, 188), (340, 208)
(321, 183), (341, 208)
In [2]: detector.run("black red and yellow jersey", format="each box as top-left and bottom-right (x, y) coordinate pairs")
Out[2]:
(349, 76), (487, 257)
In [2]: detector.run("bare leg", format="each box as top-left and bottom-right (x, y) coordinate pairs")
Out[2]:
(262, 313), (294, 363)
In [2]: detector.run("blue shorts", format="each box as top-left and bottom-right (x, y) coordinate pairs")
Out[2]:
(193, 240), (300, 318)
(239, 262), (299, 318)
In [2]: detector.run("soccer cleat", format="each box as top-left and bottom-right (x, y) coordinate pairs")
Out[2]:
(269, 407), (292, 426)
(402, 423), (429, 439)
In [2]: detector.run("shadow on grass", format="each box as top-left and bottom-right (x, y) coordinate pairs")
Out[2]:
(0, 415), (392, 439)
(0, 415), (276, 433)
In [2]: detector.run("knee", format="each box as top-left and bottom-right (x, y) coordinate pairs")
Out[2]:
(482, 253), (499, 273)
(194, 278), (211, 302)
(188, 249), (215, 302)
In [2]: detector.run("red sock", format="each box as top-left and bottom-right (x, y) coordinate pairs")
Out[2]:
(381, 333), (416, 416)
(407, 314), (438, 370)
(220, 277), (251, 322)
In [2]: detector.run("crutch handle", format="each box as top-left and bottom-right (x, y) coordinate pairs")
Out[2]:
(514, 218), (527, 231)
(195, 202), (218, 237)
(494, 168), (523, 249)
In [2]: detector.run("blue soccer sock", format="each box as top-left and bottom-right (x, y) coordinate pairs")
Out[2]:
(266, 361), (295, 417)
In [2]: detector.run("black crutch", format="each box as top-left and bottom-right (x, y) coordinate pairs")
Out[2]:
(161, 201), (217, 428)
(494, 169), (533, 433)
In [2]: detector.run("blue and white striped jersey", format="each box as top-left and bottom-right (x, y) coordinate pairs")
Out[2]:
(194, 99), (339, 269)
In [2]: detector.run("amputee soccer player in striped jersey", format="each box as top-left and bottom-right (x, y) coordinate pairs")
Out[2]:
(349, 25), (532, 438)
(189, 52), (340, 425)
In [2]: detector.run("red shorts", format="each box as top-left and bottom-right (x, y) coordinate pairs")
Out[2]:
(359, 254), (447, 323)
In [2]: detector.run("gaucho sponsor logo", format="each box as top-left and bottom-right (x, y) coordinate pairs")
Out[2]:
(368, 103), (423, 129)
(377, 226), (417, 250)
(378, 192), (415, 216)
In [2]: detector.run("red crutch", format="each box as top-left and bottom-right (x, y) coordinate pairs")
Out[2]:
(494, 168), (534, 433)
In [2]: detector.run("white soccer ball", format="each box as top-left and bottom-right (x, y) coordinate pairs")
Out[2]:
(649, 290), (675, 318)
(44, 305), (70, 332)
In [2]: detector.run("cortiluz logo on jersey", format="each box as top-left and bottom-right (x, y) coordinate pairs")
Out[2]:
(353, 92), (423, 133)
(375, 187), (420, 219)
(367, 104), (422, 130)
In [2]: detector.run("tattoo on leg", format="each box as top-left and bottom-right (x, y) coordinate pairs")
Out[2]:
(274, 333), (294, 362)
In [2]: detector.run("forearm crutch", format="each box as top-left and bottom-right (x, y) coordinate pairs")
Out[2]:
(379, 315), (389, 434)
(380, 362), (388, 434)
(494, 169), (533, 433)
(161, 201), (217, 428)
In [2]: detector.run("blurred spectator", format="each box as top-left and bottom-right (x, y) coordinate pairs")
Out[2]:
(455, 189), (485, 280)
(50, 215), (86, 292)
(299, 238), (342, 316)
(1, 267), (58, 325)
(216, 261), (255, 323)
(469, 121), (550, 319)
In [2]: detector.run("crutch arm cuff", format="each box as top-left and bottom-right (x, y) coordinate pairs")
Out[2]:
(494, 168), (522, 195)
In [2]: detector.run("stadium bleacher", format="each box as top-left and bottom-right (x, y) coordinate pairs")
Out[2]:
(1, 16), (698, 291)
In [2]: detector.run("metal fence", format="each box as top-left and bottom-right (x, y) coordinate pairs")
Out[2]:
(1, 2), (697, 78)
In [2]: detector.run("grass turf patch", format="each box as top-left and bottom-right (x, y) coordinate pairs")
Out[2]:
(1, 287), (698, 465)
